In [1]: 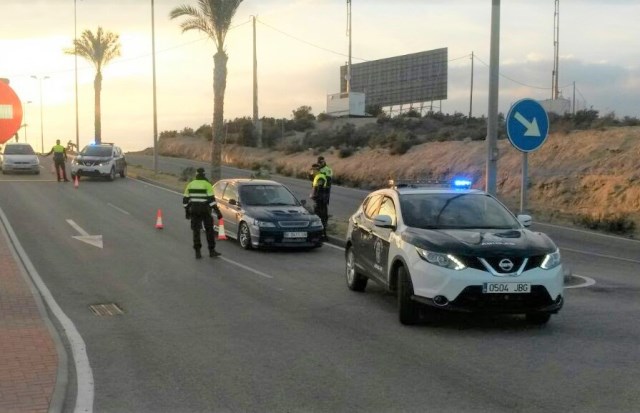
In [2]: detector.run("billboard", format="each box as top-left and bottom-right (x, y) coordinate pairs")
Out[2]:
(340, 48), (448, 108)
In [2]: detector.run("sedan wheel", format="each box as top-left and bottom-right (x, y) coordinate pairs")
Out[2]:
(346, 247), (367, 292)
(239, 222), (253, 250)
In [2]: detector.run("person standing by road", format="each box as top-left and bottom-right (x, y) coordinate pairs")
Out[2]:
(43, 139), (70, 182)
(183, 168), (223, 259)
(310, 163), (329, 240)
(317, 156), (333, 204)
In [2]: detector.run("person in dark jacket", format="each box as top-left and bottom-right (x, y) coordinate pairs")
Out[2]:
(44, 139), (69, 182)
(183, 168), (223, 259)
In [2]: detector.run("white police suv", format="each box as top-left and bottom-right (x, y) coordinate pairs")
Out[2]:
(71, 143), (127, 181)
(345, 179), (564, 325)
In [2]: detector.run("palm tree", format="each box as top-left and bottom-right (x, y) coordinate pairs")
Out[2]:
(170, 0), (243, 182)
(64, 27), (121, 144)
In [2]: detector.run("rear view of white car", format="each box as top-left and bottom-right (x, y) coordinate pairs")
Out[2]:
(1, 142), (40, 174)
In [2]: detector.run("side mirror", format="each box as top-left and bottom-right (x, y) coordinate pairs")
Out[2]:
(517, 214), (532, 227)
(300, 199), (307, 207)
(373, 214), (395, 229)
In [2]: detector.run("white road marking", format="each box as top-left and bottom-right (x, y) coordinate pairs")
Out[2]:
(0, 208), (94, 413)
(561, 247), (640, 264)
(565, 273), (596, 289)
(67, 219), (103, 249)
(219, 256), (274, 279)
(107, 203), (130, 215)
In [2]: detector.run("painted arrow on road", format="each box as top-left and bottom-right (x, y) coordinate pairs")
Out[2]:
(67, 219), (103, 248)
(514, 112), (541, 137)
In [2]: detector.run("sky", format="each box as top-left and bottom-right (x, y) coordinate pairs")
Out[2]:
(1, 0), (639, 152)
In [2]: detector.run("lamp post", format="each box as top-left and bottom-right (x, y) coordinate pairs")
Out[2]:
(31, 75), (49, 153)
(21, 100), (32, 143)
(74, 0), (80, 152)
(151, 0), (158, 174)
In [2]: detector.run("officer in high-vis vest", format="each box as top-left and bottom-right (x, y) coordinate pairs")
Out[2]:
(44, 139), (69, 182)
(317, 156), (333, 204)
(310, 163), (329, 240)
(183, 168), (223, 259)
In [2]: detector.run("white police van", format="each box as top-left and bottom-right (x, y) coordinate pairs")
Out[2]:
(345, 179), (564, 325)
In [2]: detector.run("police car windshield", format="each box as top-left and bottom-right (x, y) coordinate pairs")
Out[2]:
(81, 146), (111, 157)
(3, 145), (35, 155)
(400, 193), (520, 230)
(239, 185), (298, 207)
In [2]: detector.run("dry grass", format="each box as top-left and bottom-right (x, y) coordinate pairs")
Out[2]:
(136, 125), (640, 239)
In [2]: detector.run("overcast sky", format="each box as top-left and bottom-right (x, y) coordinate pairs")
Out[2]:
(2, 0), (639, 152)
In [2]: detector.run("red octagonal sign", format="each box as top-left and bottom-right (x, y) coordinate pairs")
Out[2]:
(0, 81), (23, 144)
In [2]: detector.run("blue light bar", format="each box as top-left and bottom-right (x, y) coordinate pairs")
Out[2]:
(452, 179), (472, 189)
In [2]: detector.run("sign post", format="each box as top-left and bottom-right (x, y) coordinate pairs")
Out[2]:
(506, 98), (549, 214)
(0, 81), (23, 145)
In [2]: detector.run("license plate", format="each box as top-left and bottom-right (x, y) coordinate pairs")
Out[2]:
(483, 282), (531, 294)
(284, 231), (307, 238)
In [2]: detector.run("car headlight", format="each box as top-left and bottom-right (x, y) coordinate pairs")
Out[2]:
(251, 218), (275, 228)
(310, 219), (323, 228)
(416, 247), (466, 270)
(540, 249), (561, 270)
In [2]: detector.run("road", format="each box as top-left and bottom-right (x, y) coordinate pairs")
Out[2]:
(1, 156), (639, 412)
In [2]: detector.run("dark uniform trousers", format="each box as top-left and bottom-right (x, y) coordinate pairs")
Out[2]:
(53, 153), (68, 181)
(189, 203), (216, 252)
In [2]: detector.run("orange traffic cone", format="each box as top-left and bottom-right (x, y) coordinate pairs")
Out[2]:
(155, 209), (164, 229)
(217, 218), (227, 240)
(74, 175), (79, 189)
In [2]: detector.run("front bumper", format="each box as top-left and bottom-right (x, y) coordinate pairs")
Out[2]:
(251, 227), (324, 248)
(71, 163), (112, 177)
(2, 164), (40, 173)
(407, 254), (565, 314)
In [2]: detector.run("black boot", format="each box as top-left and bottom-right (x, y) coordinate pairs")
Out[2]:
(195, 249), (202, 259)
(209, 249), (221, 257)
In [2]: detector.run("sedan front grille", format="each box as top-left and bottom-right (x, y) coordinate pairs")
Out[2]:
(278, 221), (309, 228)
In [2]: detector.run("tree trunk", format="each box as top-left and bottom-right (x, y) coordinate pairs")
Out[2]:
(94, 71), (103, 144)
(211, 51), (228, 182)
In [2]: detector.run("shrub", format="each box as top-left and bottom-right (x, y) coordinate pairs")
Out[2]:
(573, 213), (636, 235)
(338, 146), (355, 158)
(180, 166), (196, 182)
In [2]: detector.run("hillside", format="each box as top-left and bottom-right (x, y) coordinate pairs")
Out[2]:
(149, 125), (640, 238)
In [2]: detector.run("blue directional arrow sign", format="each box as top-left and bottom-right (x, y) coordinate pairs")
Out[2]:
(506, 98), (549, 152)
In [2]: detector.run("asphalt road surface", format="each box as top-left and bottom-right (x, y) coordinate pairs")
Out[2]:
(1, 156), (639, 413)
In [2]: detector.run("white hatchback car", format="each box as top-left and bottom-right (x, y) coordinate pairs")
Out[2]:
(345, 179), (564, 325)
(0, 142), (40, 174)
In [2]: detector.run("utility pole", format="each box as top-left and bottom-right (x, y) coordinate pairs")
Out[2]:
(485, 0), (500, 196)
(552, 0), (560, 99)
(252, 15), (261, 147)
(31, 75), (49, 153)
(469, 51), (474, 120)
(346, 0), (352, 94)
(74, 0), (80, 152)
(151, 0), (159, 173)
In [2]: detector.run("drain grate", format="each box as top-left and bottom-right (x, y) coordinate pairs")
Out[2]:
(89, 303), (124, 317)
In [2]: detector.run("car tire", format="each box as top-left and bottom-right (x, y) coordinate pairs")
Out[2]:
(120, 165), (126, 178)
(239, 222), (253, 250)
(525, 313), (551, 325)
(346, 246), (367, 292)
(398, 266), (420, 325)
(108, 166), (116, 181)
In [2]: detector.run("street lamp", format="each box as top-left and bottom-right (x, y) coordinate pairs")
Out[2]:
(74, 0), (80, 152)
(151, 0), (159, 174)
(21, 100), (32, 143)
(31, 75), (49, 153)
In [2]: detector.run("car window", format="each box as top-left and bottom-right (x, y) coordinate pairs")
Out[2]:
(4, 145), (35, 155)
(239, 185), (298, 206)
(222, 182), (238, 203)
(363, 194), (383, 219)
(400, 193), (520, 229)
(213, 182), (226, 200)
(378, 196), (397, 225)
(81, 146), (112, 157)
